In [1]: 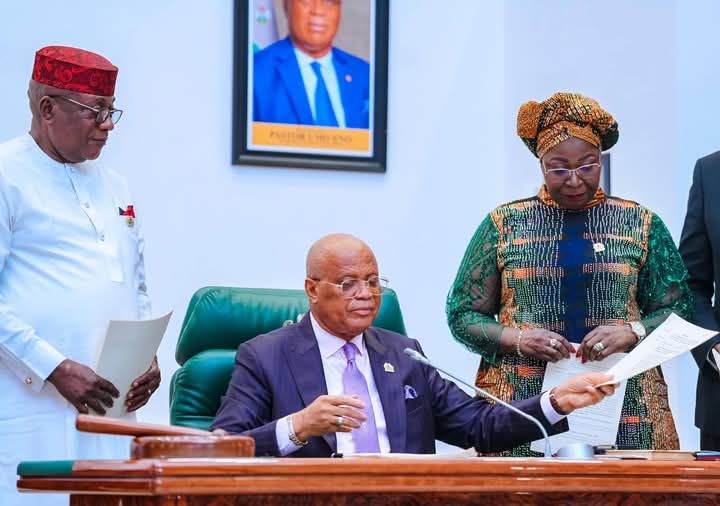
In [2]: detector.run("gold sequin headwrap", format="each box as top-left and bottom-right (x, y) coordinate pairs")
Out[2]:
(517, 92), (619, 159)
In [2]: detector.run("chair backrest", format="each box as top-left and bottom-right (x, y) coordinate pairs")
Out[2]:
(170, 286), (406, 430)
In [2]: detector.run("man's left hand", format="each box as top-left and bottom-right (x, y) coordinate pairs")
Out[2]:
(552, 372), (617, 414)
(126, 356), (160, 412)
(577, 325), (636, 363)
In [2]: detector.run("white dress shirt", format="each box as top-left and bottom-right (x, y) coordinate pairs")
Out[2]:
(276, 312), (390, 455)
(0, 134), (151, 506)
(706, 346), (719, 373)
(294, 48), (347, 128)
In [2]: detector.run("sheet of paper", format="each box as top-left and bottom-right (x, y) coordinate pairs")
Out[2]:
(713, 348), (720, 377)
(94, 311), (172, 418)
(598, 313), (717, 387)
(530, 353), (628, 454)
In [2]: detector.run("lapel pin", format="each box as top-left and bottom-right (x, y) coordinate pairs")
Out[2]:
(119, 205), (136, 228)
(383, 362), (395, 373)
(345, 74), (352, 83)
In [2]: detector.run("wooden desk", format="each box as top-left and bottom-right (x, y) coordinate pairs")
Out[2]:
(17, 457), (720, 505)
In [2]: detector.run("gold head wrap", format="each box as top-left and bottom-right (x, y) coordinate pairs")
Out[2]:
(517, 92), (619, 159)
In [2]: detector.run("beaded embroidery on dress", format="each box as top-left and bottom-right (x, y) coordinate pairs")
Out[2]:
(447, 186), (692, 456)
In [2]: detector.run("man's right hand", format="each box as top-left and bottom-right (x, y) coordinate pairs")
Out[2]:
(47, 359), (119, 415)
(552, 372), (616, 414)
(291, 395), (367, 442)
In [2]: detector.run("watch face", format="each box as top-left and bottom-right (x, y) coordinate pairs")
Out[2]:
(631, 322), (646, 338)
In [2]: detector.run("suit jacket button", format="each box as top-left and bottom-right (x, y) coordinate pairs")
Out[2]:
(25, 377), (32, 385)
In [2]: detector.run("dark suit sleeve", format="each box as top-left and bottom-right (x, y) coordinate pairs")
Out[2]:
(211, 342), (280, 456)
(414, 341), (568, 453)
(679, 158), (720, 369)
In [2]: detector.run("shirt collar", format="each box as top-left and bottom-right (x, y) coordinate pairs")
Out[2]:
(309, 311), (364, 359)
(293, 47), (334, 70)
(24, 133), (84, 172)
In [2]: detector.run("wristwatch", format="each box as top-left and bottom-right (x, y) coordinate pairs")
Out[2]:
(287, 415), (308, 447)
(627, 321), (647, 343)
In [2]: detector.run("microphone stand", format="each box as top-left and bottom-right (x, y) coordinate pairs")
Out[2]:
(404, 347), (553, 458)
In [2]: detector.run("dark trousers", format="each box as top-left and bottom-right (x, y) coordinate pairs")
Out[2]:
(701, 431), (720, 450)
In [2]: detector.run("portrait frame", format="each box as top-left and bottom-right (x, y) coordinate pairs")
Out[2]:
(232, 0), (389, 172)
(601, 152), (611, 195)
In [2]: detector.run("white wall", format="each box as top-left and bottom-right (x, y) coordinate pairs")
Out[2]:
(503, 1), (677, 216)
(674, 1), (720, 196)
(1, 0), (715, 451)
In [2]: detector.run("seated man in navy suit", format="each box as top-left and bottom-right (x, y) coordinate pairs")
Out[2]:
(252, 0), (370, 128)
(212, 234), (615, 457)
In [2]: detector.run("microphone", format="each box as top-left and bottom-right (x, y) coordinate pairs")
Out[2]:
(403, 347), (553, 458)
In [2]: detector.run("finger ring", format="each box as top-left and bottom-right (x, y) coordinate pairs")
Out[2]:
(335, 416), (344, 427)
(83, 403), (88, 410)
(592, 342), (605, 352)
(147, 388), (152, 396)
(549, 338), (558, 349)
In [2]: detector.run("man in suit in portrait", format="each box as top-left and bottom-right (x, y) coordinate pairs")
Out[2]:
(212, 234), (615, 457)
(679, 153), (720, 451)
(252, 0), (370, 129)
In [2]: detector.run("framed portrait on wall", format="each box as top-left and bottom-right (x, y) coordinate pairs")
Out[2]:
(232, 0), (389, 172)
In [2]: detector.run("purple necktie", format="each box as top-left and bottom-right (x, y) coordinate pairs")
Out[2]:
(342, 342), (380, 453)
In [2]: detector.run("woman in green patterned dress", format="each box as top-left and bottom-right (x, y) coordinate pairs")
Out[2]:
(446, 92), (692, 456)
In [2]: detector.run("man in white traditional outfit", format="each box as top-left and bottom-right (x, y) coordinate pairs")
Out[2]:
(0, 46), (160, 505)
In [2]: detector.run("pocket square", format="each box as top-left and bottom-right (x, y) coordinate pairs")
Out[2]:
(404, 384), (418, 400)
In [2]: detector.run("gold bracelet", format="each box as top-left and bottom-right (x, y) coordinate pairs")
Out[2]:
(287, 415), (308, 446)
(515, 330), (526, 358)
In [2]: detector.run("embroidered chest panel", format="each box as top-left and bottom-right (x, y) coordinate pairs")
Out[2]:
(490, 198), (651, 341)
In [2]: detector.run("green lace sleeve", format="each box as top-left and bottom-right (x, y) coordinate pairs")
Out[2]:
(636, 213), (694, 332)
(446, 214), (505, 364)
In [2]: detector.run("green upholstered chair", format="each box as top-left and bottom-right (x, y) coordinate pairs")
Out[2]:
(169, 286), (407, 430)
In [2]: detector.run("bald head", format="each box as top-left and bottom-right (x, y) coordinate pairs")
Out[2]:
(304, 234), (381, 341)
(306, 234), (375, 279)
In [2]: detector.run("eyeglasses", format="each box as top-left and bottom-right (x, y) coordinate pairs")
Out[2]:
(49, 95), (123, 125)
(313, 276), (389, 299)
(543, 162), (601, 181)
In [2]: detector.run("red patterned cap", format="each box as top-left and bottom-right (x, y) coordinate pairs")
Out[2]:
(32, 46), (118, 96)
